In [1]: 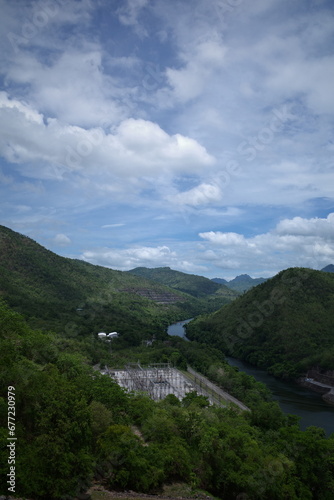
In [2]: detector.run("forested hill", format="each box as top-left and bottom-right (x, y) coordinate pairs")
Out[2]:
(0, 225), (214, 338)
(128, 266), (237, 299)
(187, 267), (334, 379)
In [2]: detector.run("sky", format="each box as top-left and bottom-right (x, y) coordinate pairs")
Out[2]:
(0, 0), (334, 279)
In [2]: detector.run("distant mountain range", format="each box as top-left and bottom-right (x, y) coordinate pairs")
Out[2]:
(212, 265), (334, 292)
(212, 274), (268, 293)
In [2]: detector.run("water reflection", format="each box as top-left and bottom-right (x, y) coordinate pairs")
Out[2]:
(167, 319), (192, 340)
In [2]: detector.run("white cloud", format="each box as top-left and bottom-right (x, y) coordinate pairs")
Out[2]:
(265, 53), (334, 115)
(199, 231), (249, 247)
(276, 214), (334, 239)
(0, 92), (214, 183)
(5, 50), (126, 127)
(80, 244), (205, 273)
(199, 214), (334, 275)
(166, 37), (227, 103)
(81, 245), (175, 269)
(52, 233), (71, 246)
(168, 183), (222, 207)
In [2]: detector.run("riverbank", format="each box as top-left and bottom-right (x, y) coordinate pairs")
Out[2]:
(298, 377), (334, 406)
(227, 357), (334, 435)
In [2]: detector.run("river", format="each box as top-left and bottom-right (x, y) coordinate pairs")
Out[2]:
(167, 319), (334, 436)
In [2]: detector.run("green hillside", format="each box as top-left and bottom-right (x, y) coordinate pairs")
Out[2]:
(0, 225), (206, 338)
(187, 267), (334, 379)
(128, 266), (235, 298)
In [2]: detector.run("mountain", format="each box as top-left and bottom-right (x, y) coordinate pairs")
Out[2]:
(0, 225), (209, 338)
(211, 277), (228, 285)
(212, 274), (268, 292)
(128, 266), (238, 307)
(128, 266), (236, 297)
(322, 264), (334, 273)
(187, 267), (334, 379)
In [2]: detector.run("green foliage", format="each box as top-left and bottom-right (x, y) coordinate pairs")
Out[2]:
(97, 425), (164, 492)
(182, 391), (210, 408)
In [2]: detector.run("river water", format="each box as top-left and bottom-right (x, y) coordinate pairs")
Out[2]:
(167, 318), (192, 339)
(167, 319), (334, 436)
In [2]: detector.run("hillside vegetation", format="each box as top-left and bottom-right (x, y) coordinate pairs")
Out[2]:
(0, 226), (218, 339)
(128, 266), (237, 312)
(187, 268), (334, 379)
(1, 300), (334, 500)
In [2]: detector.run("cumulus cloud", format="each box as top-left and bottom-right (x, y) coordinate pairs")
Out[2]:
(0, 92), (214, 182)
(276, 214), (334, 239)
(199, 231), (250, 247)
(199, 214), (334, 275)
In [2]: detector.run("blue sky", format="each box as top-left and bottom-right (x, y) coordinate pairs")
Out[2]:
(0, 0), (334, 279)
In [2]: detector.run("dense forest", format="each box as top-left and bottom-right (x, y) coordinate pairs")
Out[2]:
(187, 267), (334, 378)
(1, 300), (334, 500)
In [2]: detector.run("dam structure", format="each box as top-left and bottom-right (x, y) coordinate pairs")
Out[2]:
(108, 362), (247, 409)
(110, 363), (194, 401)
